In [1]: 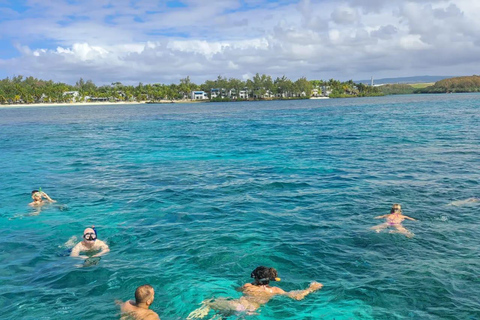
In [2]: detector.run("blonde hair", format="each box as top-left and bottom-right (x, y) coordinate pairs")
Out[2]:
(391, 204), (402, 213)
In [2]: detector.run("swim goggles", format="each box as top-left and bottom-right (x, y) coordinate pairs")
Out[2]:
(83, 232), (97, 241)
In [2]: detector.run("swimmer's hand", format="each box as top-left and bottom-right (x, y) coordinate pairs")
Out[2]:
(308, 281), (323, 292)
(286, 281), (323, 300)
(41, 192), (56, 202)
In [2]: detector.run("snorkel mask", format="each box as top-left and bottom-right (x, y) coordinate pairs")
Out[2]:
(83, 232), (97, 241)
(83, 226), (98, 241)
(258, 277), (281, 283)
(32, 187), (43, 199)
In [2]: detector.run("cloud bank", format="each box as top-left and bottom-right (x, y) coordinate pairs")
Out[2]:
(0, 0), (479, 84)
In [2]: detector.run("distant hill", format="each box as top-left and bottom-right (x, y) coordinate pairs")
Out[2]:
(416, 75), (480, 93)
(355, 76), (453, 85)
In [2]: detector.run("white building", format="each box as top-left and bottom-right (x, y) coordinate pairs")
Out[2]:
(63, 91), (79, 102)
(239, 90), (249, 99)
(210, 88), (220, 98)
(191, 91), (208, 100)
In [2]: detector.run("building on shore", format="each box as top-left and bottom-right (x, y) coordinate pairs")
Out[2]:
(191, 91), (208, 100)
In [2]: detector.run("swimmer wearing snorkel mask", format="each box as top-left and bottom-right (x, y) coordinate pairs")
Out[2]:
(29, 188), (56, 206)
(187, 266), (323, 319)
(70, 226), (110, 259)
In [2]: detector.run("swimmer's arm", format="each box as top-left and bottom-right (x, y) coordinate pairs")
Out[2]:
(70, 244), (81, 257)
(93, 240), (110, 257)
(42, 192), (56, 202)
(237, 283), (252, 292)
(282, 281), (323, 300)
(403, 215), (417, 221)
(374, 214), (388, 219)
(70, 244), (88, 259)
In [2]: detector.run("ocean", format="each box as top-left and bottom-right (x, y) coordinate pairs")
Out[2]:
(0, 94), (479, 320)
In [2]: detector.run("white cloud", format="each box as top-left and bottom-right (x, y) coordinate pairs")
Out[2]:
(331, 6), (360, 25)
(0, 0), (479, 84)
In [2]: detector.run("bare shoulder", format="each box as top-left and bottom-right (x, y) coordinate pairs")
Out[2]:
(272, 286), (286, 294)
(240, 283), (260, 293)
(145, 311), (160, 320)
(70, 242), (84, 256)
(120, 300), (134, 312)
(96, 239), (109, 248)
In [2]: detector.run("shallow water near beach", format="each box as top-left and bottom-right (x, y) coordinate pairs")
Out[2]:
(0, 94), (479, 320)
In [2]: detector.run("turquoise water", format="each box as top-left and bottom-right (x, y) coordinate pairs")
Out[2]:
(0, 94), (479, 320)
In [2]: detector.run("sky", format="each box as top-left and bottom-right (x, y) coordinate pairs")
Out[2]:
(0, 0), (479, 85)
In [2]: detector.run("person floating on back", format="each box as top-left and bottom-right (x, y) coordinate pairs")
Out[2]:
(187, 266), (323, 319)
(119, 284), (160, 320)
(447, 197), (480, 206)
(70, 226), (110, 259)
(29, 188), (56, 206)
(371, 204), (417, 238)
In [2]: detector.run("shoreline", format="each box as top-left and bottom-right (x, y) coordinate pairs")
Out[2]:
(0, 100), (205, 109)
(0, 101), (144, 109)
(0, 97), (330, 109)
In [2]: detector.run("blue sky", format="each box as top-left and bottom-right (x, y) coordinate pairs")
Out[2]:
(0, 0), (479, 85)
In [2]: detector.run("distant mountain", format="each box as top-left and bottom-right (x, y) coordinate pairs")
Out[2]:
(355, 76), (454, 85)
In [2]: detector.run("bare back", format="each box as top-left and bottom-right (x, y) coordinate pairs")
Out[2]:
(120, 301), (160, 320)
(240, 283), (285, 305)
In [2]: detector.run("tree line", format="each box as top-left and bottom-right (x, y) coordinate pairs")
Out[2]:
(0, 74), (382, 104)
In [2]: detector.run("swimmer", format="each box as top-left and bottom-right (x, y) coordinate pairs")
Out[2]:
(119, 284), (160, 320)
(447, 197), (480, 207)
(29, 189), (56, 206)
(371, 204), (417, 238)
(187, 266), (323, 319)
(70, 226), (110, 259)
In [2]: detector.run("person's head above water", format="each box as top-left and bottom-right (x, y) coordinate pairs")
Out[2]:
(135, 284), (155, 306)
(391, 203), (402, 214)
(31, 190), (42, 200)
(251, 266), (281, 285)
(83, 227), (97, 242)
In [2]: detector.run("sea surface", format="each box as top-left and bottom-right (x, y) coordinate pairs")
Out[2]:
(0, 94), (479, 320)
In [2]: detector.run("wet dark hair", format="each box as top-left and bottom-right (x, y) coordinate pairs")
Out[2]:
(32, 190), (39, 195)
(135, 284), (154, 304)
(251, 266), (278, 285)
